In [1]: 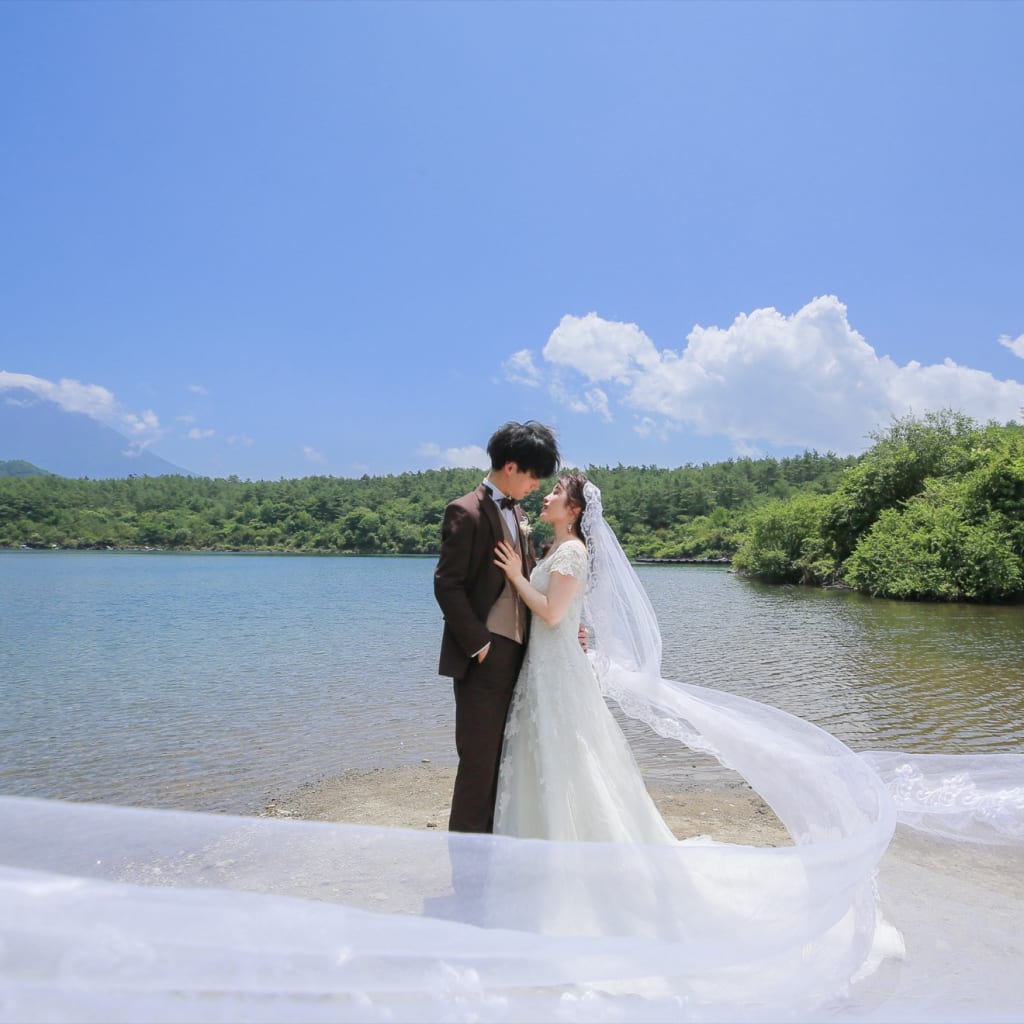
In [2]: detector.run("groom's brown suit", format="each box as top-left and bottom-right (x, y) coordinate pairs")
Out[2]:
(435, 483), (534, 833)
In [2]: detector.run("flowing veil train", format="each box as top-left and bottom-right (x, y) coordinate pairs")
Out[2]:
(2, 484), (1023, 1021)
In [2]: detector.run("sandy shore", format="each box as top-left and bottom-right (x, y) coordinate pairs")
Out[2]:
(262, 762), (791, 847)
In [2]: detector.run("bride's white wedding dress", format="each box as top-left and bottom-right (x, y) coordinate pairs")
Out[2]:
(494, 539), (677, 844)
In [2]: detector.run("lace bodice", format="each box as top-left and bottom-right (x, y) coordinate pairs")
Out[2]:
(533, 540), (587, 600)
(525, 540), (588, 654)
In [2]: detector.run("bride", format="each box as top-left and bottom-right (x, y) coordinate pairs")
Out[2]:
(492, 472), (678, 843)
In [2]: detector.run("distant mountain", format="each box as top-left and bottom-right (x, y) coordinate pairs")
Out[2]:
(0, 459), (52, 477)
(0, 390), (194, 479)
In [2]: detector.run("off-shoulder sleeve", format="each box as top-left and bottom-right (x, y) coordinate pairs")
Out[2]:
(548, 541), (588, 582)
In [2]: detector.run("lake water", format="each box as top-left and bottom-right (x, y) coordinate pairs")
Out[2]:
(2, 551), (1022, 814)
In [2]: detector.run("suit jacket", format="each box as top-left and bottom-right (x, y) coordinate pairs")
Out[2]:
(434, 483), (535, 679)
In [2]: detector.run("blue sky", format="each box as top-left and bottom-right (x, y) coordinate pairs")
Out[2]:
(2, 0), (1023, 480)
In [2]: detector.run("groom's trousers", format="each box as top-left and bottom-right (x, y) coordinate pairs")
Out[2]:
(449, 633), (524, 834)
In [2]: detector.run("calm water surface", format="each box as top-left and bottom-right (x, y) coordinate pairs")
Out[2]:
(2, 551), (1021, 813)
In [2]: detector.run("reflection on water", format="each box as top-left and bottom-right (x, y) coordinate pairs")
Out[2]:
(1, 553), (1021, 813)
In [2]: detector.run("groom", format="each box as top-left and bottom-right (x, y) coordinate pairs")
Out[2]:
(435, 420), (560, 833)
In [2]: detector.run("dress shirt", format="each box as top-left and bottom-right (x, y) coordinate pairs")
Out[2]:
(485, 481), (520, 538)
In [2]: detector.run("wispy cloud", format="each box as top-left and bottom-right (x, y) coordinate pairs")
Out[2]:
(505, 298), (1024, 454)
(227, 434), (254, 446)
(186, 427), (214, 441)
(303, 446), (326, 463)
(187, 383), (209, 396)
(584, 387), (611, 421)
(632, 415), (670, 441)
(999, 333), (1024, 359)
(417, 442), (490, 469)
(501, 349), (542, 387)
(0, 370), (163, 452)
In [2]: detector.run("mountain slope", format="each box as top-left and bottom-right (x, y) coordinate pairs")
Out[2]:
(0, 391), (194, 478)
(0, 459), (52, 477)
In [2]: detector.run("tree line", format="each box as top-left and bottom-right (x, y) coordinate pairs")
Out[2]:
(3, 411), (1022, 602)
(0, 451), (851, 561)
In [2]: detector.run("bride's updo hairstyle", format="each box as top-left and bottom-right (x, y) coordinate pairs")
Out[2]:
(559, 471), (589, 543)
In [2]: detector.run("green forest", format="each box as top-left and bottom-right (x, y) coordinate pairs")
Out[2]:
(731, 411), (1024, 602)
(3, 411), (1023, 602)
(0, 451), (852, 561)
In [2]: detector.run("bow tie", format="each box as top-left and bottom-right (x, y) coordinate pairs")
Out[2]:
(497, 496), (516, 510)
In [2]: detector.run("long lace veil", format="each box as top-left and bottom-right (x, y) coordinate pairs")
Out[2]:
(581, 480), (662, 678)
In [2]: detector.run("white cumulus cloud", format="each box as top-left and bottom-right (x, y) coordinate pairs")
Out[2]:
(544, 312), (661, 383)
(0, 370), (163, 451)
(508, 298), (1024, 454)
(186, 427), (214, 441)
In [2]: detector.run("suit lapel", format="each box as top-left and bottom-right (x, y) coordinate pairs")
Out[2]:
(479, 484), (504, 547)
